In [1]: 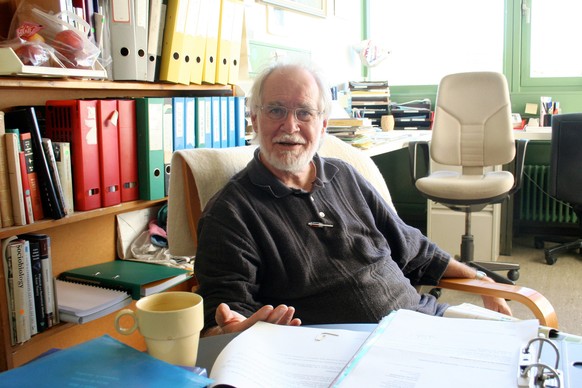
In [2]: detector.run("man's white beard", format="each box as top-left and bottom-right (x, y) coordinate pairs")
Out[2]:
(259, 133), (317, 173)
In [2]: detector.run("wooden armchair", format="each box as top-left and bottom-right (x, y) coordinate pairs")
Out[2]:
(167, 134), (558, 328)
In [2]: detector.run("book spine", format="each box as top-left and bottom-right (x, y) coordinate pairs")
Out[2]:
(5, 106), (80, 218)
(23, 238), (47, 333)
(0, 111), (13, 227)
(19, 132), (44, 221)
(18, 151), (35, 224)
(4, 133), (27, 226)
(22, 239), (37, 335)
(21, 234), (57, 328)
(41, 138), (67, 215)
(39, 235), (58, 327)
(52, 142), (74, 215)
(3, 236), (18, 345)
(9, 239), (32, 343)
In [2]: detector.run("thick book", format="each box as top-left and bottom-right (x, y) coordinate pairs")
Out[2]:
(20, 234), (58, 328)
(51, 141), (74, 215)
(4, 133), (27, 225)
(18, 132), (44, 221)
(18, 151), (35, 224)
(55, 279), (131, 324)
(0, 110), (14, 227)
(21, 237), (47, 333)
(2, 236), (18, 345)
(5, 107), (65, 220)
(4, 237), (33, 343)
(58, 260), (192, 300)
(41, 138), (67, 215)
(0, 335), (212, 387)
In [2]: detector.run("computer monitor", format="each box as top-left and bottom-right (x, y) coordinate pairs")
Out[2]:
(549, 113), (582, 204)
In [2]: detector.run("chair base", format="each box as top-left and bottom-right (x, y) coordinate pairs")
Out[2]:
(466, 261), (520, 284)
(534, 236), (582, 265)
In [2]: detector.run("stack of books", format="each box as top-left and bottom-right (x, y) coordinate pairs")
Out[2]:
(327, 118), (379, 149)
(390, 99), (433, 130)
(348, 81), (391, 127)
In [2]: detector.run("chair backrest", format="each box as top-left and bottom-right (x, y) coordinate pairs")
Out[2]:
(167, 134), (393, 257)
(431, 72), (515, 173)
(549, 113), (582, 205)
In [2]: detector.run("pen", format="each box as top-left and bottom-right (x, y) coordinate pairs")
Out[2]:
(308, 222), (334, 228)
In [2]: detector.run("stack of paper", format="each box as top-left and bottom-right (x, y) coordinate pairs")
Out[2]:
(55, 280), (131, 324)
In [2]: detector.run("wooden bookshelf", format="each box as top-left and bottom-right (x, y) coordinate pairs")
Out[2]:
(0, 77), (236, 370)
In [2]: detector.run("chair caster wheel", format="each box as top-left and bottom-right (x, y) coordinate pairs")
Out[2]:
(545, 253), (556, 265)
(429, 288), (442, 299)
(507, 269), (520, 281)
(534, 238), (544, 249)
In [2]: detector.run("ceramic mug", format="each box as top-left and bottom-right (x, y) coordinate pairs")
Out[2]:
(381, 115), (395, 131)
(114, 292), (204, 366)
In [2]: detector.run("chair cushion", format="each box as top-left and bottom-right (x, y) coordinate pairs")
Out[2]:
(416, 170), (514, 202)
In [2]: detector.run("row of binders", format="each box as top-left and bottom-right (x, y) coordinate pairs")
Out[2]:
(103, 0), (245, 84)
(0, 96), (246, 227)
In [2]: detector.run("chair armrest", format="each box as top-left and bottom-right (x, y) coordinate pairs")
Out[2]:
(438, 278), (559, 329)
(407, 140), (430, 185)
(508, 138), (529, 196)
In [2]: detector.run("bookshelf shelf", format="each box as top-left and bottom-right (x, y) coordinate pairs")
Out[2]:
(0, 76), (230, 370)
(0, 199), (167, 240)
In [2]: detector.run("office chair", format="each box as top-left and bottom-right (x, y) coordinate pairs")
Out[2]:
(409, 72), (528, 285)
(167, 134), (557, 328)
(533, 113), (582, 265)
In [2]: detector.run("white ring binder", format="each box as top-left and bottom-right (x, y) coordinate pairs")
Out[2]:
(518, 337), (563, 388)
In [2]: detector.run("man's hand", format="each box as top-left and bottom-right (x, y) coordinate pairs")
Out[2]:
(443, 258), (513, 316)
(203, 303), (302, 337)
(479, 276), (513, 316)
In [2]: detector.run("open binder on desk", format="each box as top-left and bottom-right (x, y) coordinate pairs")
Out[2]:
(331, 310), (581, 388)
(206, 309), (581, 387)
(519, 336), (582, 388)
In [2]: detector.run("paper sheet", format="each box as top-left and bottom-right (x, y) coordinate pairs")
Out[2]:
(209, 322), (369, 388)
(333, 310), (539, 388)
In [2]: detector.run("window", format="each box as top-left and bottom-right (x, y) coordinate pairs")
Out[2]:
(366, 0), (505, 86)
(522, 0), (582, 86)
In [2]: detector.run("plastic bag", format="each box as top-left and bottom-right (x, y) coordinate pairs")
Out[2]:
(128, 220), (193, 270)
(4, 1), (100, 69)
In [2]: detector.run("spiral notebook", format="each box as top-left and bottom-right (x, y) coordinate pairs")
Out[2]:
(55, 279), (131, 324)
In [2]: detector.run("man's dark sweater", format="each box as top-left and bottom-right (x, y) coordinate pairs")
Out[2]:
(195, 148), (450, 330)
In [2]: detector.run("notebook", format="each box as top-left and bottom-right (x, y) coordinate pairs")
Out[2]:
(58, 260), (192, 300)
(55, 279), (131, 323)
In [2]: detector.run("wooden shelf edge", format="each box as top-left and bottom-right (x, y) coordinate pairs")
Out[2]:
(0, 77), (235, 93)
(0, 199), (167, 240)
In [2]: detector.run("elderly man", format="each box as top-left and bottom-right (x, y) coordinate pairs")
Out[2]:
(194, 61), (511, 336)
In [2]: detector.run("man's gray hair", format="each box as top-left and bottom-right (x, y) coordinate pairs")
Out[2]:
(247, 61), (332, 119)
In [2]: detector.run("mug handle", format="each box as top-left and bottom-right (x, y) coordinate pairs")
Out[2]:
(114, 309), (139, 335)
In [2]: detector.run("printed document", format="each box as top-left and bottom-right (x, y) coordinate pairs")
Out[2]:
(209, 322), (369, 388)
(332, 309), (539, 387)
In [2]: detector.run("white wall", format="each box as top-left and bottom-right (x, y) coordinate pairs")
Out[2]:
(239, 0), (363, 92)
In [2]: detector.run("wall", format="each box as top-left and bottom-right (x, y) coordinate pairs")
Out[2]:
(238, 0), (363, 93)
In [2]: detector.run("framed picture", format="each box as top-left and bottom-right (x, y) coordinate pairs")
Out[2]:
(262, 0), (327, 18)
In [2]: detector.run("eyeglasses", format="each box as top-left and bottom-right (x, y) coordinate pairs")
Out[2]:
(259, 105), (322, 123)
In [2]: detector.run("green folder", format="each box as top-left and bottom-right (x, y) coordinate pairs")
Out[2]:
(58, 260), (192, 300)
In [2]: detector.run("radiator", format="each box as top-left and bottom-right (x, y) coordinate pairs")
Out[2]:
(519, 165), (578, 224)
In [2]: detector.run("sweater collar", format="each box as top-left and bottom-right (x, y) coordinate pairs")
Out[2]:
(248, 148), (339, 197)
